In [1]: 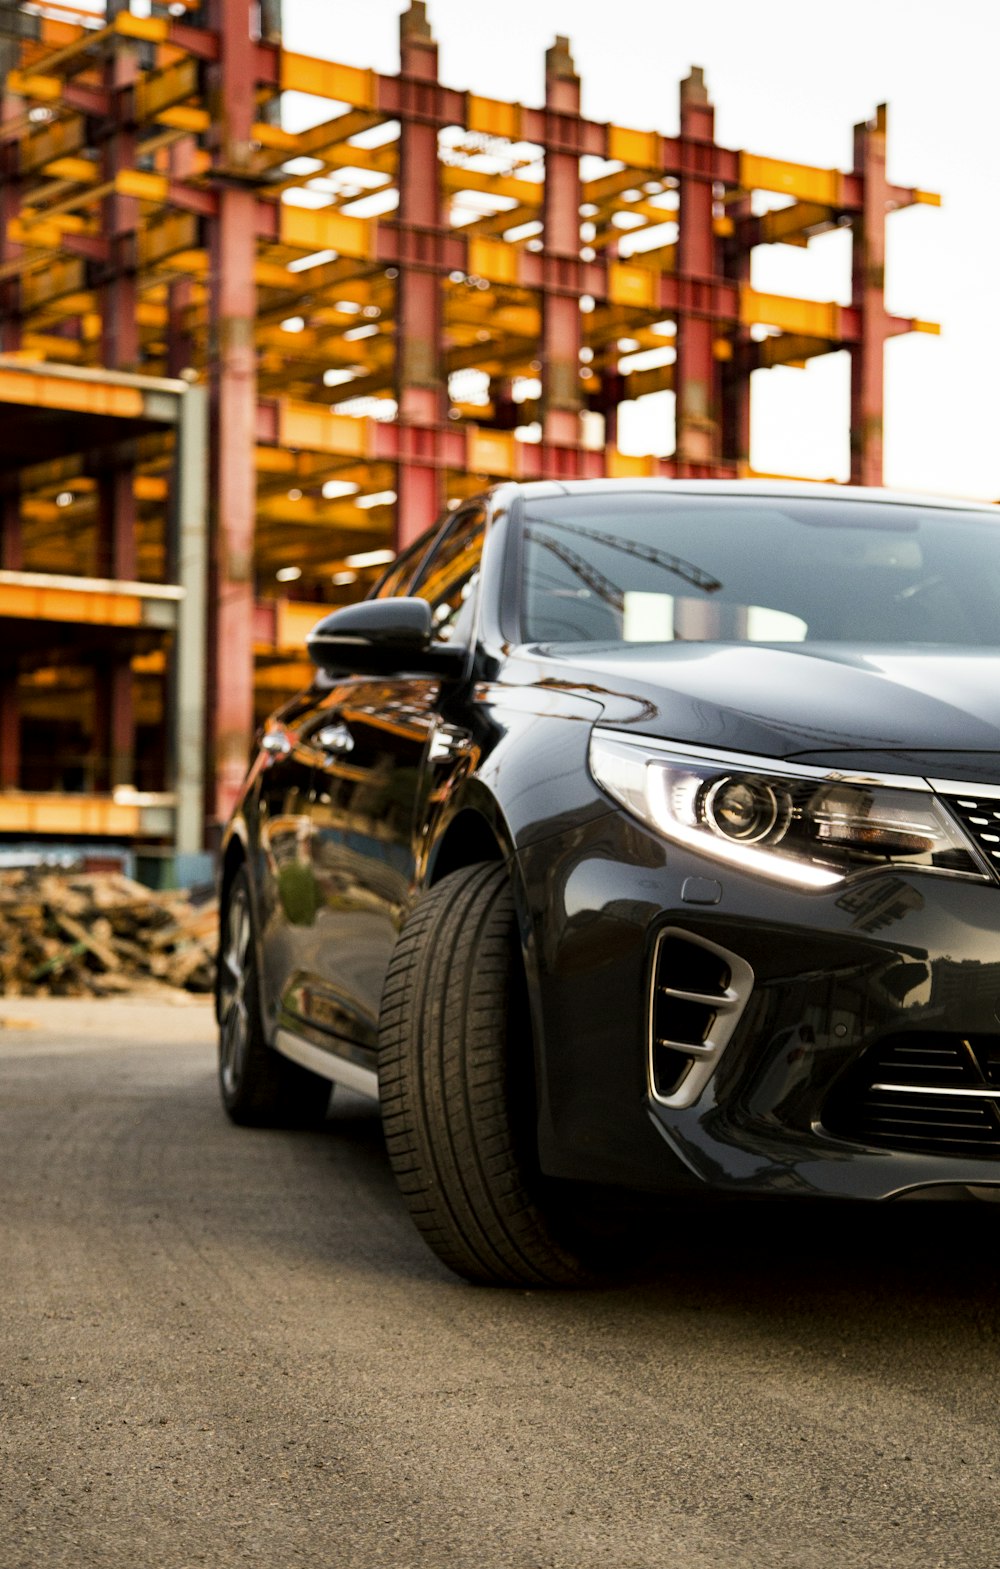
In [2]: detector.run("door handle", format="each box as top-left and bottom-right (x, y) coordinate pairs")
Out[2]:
(315, 721), (355, 756)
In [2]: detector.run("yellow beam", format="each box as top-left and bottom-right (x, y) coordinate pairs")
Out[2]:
(0, 794), (143, 837)
(607, 125), (661, 171)
(758, 200), (836, 248)
(466, 427), (517, 478)
(741, 287), (841, 340)
(280, 52), (376, 109)
(135, 54), (198, 121)
(154, 105), (211, 134)
(467, 94), (522, 141)
(279, 205), (373, 261)
(741, 152), (843, 207)
(607, 450), (657, 478)
(608, 262), (660, 310)
(42, 156), (98, 184)
(255, 658), (316, 688)
(256, 495), (378, 531)
(0, 365), (144, 417)
(443, 166), (542, 208)
(0, 569), (179, 629)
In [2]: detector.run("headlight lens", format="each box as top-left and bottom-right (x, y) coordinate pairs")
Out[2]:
(588, 731), (984, 889)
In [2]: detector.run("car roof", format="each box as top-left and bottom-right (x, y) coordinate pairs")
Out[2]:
(508, 478), (999, 514)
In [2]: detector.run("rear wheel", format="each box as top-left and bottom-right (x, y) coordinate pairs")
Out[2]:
(218, 866), (331, 1127)
(379, 862), (631, 1286)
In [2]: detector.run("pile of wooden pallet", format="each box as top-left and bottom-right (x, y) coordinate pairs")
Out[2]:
(0, 869), (218, 997)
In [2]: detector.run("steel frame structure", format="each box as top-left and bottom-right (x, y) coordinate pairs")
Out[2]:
(0, 0), (938, 849)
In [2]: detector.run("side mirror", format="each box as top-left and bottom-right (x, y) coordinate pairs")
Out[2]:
(306, 597), (467, 677)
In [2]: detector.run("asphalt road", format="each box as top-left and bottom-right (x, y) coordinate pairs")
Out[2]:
(2, 998), (1000, 1569)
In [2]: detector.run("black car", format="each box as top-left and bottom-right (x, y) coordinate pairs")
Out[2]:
(217, 480), (1000, 1285)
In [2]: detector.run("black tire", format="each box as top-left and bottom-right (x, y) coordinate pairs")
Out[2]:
(379, 862), (622, 1287)
(217, 866), (331, 1128)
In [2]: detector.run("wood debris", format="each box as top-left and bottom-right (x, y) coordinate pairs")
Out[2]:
(0, 869), (217, 997)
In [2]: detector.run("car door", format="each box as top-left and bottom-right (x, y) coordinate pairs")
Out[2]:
(254, 689), (332, 1028)
(300, 503), (487, 1050)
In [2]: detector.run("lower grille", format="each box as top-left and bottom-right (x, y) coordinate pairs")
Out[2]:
(649, 929), (754, 1109)
(825, 1033), (1000, 1156)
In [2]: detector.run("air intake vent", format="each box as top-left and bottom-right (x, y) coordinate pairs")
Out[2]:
(941, 793), (1000, 876)
(649, 929), (754, 1109)
(824, 1033), (1000, 1157)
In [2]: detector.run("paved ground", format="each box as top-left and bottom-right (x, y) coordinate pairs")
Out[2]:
(2, 998), (1000, 1569)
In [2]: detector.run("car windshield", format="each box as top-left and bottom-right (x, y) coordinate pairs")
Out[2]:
(520, 493), (1000, 647)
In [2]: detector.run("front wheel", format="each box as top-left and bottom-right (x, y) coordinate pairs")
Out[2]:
(217, 866), (331, 1128)
(378, 862), (627, 1286)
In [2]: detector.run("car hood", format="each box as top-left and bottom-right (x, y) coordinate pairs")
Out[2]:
(539, 643), (1000, 771)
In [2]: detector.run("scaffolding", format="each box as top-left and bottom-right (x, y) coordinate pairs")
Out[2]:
(0, 0), (939, 857)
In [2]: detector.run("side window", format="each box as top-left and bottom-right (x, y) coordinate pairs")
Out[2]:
(411, 504), (486, 643)
(372, 534), (430, 600)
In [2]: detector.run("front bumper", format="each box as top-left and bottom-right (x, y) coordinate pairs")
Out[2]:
(516, 807), (1000, 1200)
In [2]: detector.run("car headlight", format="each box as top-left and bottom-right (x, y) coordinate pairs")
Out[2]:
(588, 729), (985, 889)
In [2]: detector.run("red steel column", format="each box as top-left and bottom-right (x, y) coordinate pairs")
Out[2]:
(1, 44), (23, 788)
(206, 0), (258, 827)
(850, 105), (889, 487)
(394, 1), (445, 549)
(93, 466), (138, 791)
(0, 43), (22, 574)
(675, 68), (720, 473)
(721, 193), (753, 473)
(94, 8), (139, 790)
(540, 36), (582, 448)
(166, 139), (199, 378)
(99, 6), (140, 373)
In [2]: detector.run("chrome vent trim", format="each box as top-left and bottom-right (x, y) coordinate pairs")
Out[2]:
(648, 927), (755, 1110)
(824, 1033), (1000, 1157)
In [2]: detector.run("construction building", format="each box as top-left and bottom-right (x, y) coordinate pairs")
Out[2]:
(0, 0), (938, 875)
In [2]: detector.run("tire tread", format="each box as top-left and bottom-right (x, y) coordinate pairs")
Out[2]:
(379, 864), (595, 1286)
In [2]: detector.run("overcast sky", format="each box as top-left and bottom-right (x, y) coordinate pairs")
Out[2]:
(283, 0), (1000, 501)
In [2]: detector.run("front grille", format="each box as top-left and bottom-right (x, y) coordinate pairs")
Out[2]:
(825, 1033), (1000, 1156)
(649, 929), (754, 1109)
(942, 793), (1000, 873)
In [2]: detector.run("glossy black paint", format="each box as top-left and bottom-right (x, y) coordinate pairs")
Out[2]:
(307, 596), (466, 678)
(539, 644), (1000, 759)
(221, 480), (1000, 1204)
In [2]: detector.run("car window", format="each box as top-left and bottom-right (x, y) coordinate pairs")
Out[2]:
(521, 494), (1000, 647)
(371, 533), (433, 600)
(411, 504), (486, 642)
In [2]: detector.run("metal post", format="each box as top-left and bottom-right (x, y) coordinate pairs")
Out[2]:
(850, 105), (889, 487)
(540, 36), (582, 448)
(675, 67), (720, 472)
(172, 380), (209, 863)
(395, 1), (445, 548)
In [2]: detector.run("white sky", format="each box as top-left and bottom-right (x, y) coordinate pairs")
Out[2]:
(284, 0), (1000, 501)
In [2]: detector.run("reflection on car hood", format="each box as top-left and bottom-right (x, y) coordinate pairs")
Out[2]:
(540, 643), (1000, 764)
